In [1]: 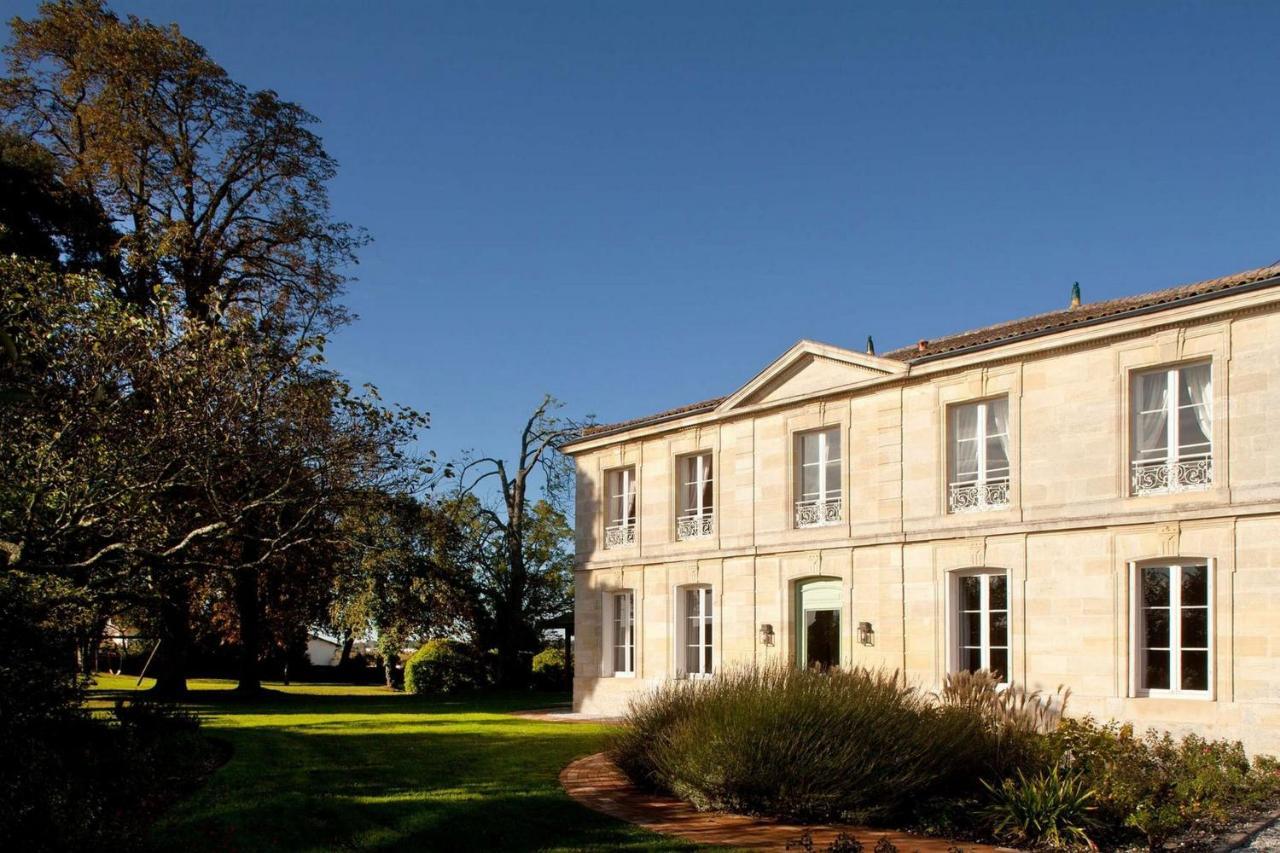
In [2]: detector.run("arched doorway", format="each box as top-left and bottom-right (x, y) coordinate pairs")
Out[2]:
(796, 578), (842, 670)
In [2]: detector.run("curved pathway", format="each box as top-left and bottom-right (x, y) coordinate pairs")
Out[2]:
(560, 752), (1013, 852)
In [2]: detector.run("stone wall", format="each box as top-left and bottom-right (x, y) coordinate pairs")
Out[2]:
(570, 301), (1280, 754)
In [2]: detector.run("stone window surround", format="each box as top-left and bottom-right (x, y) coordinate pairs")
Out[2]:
(1117, 326), (1229, 506)
(601, 588), (637, 678)
(674, 583), (715, 679)
(944, 567), (1012, 686)
(935, 367), (1021, 522)
(1127, 557), (1216, 701)
(670, 442), (717, 545)
(945, 395), (1013, 515)
(787, 409), (849, 532)
(602, 462), (639, 551)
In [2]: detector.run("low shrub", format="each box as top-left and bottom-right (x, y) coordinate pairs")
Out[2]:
(1029, 717), (1280, 849)
(114, 698), (202, 736)
(611, 664), (992, 823)
(982, 765), (1096, 849)
(531, 646), (567, 690)
(2, 699), (222, 850)
(403, 639), (486, 695)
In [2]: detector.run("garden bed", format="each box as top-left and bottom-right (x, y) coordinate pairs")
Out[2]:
(609, 666), (1280, 851)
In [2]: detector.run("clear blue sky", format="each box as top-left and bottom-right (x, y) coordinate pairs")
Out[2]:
(6, 1), (1279, 471)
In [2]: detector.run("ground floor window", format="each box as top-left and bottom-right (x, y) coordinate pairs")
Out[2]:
(609, 590), (634, 676)
(796, 578), (842, 670)
(953, 570), (1009, 683)
(681, 586), (713, 677)
(1134, 562), (1210, 696)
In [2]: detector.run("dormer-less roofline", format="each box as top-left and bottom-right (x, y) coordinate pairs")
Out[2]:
(563, 260), (1280, 451)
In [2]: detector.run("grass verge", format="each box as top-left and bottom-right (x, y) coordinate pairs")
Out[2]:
(90, 675), (694, 852)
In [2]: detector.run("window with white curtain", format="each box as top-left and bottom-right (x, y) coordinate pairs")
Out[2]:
(610, 591), (635, 675)
(1134, 563), (1211, 696)
(1131, 362), (1212, 496)
(948, 398), (1011, 513)
(604, 467), (637, 549)
(794, 428), (842, 528)
(676, 453), (714, 540)
(680, 586), (713, 677)
(953, 570), (1009, 684)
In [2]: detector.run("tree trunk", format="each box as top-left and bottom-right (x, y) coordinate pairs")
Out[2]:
(234, 565), (262, 694)
(151, 578), (191, 696)
(339, 635), (354, 668)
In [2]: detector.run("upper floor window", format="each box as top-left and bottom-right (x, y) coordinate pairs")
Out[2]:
(680, 585), (714, 678)
(676, 452), (714, 540)
(609, 590), (635, 676)
(948, 398), (1011, 514)
(604, 466), (637, 549)
(1131, 362), (1212, 496)
(1134, 562), (1211, 696)
(794, 428), (842, 528)
(953, 570), (1009, 684)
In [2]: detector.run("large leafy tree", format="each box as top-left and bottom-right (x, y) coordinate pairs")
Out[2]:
(328, 493), (469, 687)
(1, 0), (361, 324)
(1, 0), (411, 695)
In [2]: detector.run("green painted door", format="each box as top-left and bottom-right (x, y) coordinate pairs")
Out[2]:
(796, 578), (842, 670)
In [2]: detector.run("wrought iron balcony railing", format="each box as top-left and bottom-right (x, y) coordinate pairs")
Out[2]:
(948, 478), (1011, 513)
(794, 497), (842, 528)
(1131, 455), (1213, 496)
(604, 523), (636, 549)
(676, 512), (715, 541)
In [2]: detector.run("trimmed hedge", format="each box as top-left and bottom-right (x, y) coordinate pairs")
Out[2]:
(531, 647), (566, 689)
(403, 639), (485, 695)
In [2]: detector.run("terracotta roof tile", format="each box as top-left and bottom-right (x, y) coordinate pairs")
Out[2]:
(580, 396), (726, 439)
(575, 262), (1280, 442)
(882, 262), (1280, 362)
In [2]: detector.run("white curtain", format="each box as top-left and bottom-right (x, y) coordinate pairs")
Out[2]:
(1182, 365), (1212, 451)
(990, 399), (1010, 477)
(953, 405), (979, 481)
(1135, 372), (1169, 457)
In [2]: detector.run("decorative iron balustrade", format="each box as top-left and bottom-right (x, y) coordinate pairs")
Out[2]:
(604, 523), (636, 548)
(794, 497), (842, 528)
(1131, 456), (1213, 496)
(948, 478), (1011, 513)
(676, 512), (715, 540)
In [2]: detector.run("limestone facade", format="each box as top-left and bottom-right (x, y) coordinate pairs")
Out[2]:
(562, 265), (1280, 754)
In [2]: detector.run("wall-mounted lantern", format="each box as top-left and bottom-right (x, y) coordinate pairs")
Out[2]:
(759, 623), (775, 646)
(858, 621), (874, 646)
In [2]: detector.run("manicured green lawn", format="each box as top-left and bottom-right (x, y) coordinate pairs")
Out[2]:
(90, 675), (694, 852)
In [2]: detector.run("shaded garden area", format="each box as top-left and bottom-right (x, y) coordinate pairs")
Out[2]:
(84, 677), (688, 852)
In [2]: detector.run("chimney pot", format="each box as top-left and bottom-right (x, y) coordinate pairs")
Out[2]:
(917, 339), (928, 352)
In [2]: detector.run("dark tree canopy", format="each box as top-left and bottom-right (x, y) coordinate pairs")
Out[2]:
(2, 0), (363, 327)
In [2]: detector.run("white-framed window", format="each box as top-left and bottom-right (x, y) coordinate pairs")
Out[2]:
(604, 466), (637, 549)
(676, 452), (714, 540)
(1131, 561), (1211, 697)
(794, 427), (842, 528)
(1131, 362), (1212, 496)
(951, 570), (1009, 684)
(608, 590), (635, 676)
(948, 397), (1011, 513)
(678, 585), (713, 678)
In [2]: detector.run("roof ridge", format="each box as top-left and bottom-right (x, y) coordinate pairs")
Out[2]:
(882, 261), (1280, 361)
(575, 260), (1280, 442)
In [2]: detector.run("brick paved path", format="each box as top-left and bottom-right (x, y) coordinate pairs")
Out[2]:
(560, 752), (1014, 852)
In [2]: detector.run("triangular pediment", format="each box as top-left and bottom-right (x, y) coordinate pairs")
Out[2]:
(717, 341), (906, 412)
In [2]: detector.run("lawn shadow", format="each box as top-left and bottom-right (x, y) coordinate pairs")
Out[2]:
(140, 693), (678, 852)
